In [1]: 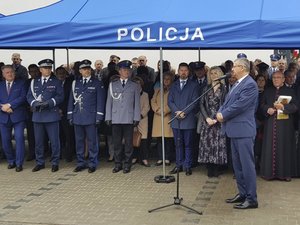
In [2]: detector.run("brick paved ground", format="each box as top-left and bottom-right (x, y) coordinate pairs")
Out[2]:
(0, 160), (299, 225)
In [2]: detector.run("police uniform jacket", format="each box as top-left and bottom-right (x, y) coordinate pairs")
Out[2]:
(67, 77), (106, 125)
(27, 75), (64, 123)
(105, 79), (141, 124)
(168, 78), (200, 129)
(0, 79), (27, 124)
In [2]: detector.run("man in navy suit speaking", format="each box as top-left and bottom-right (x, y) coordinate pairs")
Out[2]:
(217, 58), (259, 209)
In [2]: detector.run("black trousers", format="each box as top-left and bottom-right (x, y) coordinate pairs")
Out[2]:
(156, 137), (174, 161)
(60, 118), (75, 161)
(133, 139), (148, 161)
(112, 124), (133, 168)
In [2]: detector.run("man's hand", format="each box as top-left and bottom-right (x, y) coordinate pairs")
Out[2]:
(40, 102), (49, 110)
(216, 112), (224, 123)
(175, 111), (185, 119)
(1, 103), (11, 112)
(267, 108), (276, 116)
(273, 102), (284, 111)
(96, 120), (101, 128)
(68, 119), (73, 126)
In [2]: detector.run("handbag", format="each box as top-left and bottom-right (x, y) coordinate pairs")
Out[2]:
(132, 128), (142, 147)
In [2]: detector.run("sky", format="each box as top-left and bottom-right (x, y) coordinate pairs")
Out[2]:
(0, 49), (273, 71)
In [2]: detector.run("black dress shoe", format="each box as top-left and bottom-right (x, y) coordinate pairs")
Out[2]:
(16, 166), (23, 172)
(169, 166), (183, 174)
(73, 166), (86, 172)
(140, 161), (150, 167)
(155, 161), (163, 166)
(226, 194), (246, 203)
(234, 200), (258, 209)
(8, 163), (16, 169)
(32, 164), (45, 172)
(51, 165), (59, 172)
(112, 166), (122, 173)
(185, 168), (192, 176)
(88, 167), (96, 173)
(123, 167), (131, 174)
(165, 161), (171, 166)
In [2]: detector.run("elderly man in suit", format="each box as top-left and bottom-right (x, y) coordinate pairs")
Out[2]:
(67, 60), (106, 173)
(168, 62), (200, 176)
(217, 58), (259, 209)
(0, 65), (27, 172)
(27, 59), (64, 172)
(105, 60), (141, 174)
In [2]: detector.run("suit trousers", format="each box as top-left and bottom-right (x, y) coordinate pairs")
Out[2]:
(231, 137), (257, 202)
(74, 124), (98, 168)
(0, 120), (25, 166)
(172, 128), (194, 169)
(34, 122), (60, 166)
(112, 124), (134, 168)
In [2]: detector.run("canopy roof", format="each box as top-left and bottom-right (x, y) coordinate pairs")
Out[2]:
(0, 0), (299, 49)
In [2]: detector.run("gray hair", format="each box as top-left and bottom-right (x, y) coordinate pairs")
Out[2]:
(234, 58), (250, 72)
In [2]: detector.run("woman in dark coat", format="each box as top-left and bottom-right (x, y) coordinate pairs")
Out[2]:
(197, 66), (227, 177)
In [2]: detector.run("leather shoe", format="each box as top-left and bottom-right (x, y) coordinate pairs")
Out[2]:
(51, 165), (59, 172)
(140, 161), (150, 167)
(155, 160), (163, 166)
(73, 166), (86, 172)
(226, 194), (246, 204)
(234, 200), (258, 209)
(88, 167), (96, 173)
(169, 166), (183, 174)
(16, 166), (23, 172)
(123, 167), (131, 174)
(185, 168), (192, 176)
(112, 166), (122, 173)
(32, 164), (45, 172)
(8, 163), (16, 169)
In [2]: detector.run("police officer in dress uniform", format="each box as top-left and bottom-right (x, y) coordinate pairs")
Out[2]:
(0, 65), (27, 172)
(27, 59), (64, 172)
(67, 60), (106, 173)
(267, 54), (280, 79)
(105, 60), (141, 174)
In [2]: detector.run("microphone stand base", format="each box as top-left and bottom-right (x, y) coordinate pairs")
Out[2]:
(154, 175), (175, 183)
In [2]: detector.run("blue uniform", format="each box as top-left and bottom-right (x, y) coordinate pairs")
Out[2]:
(27, 75), (64, 166)
(67, 77), (106, 168)
(0, 79), (27, 167)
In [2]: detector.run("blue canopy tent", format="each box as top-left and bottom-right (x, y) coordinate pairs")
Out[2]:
(0, 0), (300, 49)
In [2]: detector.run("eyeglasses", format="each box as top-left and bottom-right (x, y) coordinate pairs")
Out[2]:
(139, 59), (145, 62)
(233, 65), (243, 68)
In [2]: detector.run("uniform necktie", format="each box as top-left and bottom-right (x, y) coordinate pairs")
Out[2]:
(7, 82), (11, 95)
(180, 80), (186, 90)
(199, 79), (202, 85)
(42, 78), (47, 87)
(122, 80), (126, 88)
(83, 78), (87, 85)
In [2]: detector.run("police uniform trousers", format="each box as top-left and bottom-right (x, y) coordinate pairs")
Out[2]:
(34, 122), (60, 166)
(74, 124), (98, 168)
(112, 124), (134, 168)
(172, 128), (194, 169)
(0, 119), (25, 166)
(231, 137), (257, 203)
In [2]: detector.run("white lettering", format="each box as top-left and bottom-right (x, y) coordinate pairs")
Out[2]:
(159, 27), (163, 41)
(117, 28), (128, 41)
(179, 28), (189, 41)
(146, 28), (157, 42)
(165, 27), (177, 41)
(131, 28), (144, 41)
(192, 27), (204, 40)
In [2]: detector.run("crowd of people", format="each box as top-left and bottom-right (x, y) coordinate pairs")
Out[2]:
(0, 52), (300, 185)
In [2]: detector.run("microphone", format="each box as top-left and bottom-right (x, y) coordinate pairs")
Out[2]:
(213, 73), (231, 81)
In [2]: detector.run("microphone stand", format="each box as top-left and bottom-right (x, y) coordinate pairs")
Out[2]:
(149, 80), (221, 215)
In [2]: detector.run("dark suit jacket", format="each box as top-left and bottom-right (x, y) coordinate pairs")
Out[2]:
(168, 78), (200, 129)
(0, 79), (27, 124)
(219, 75), (258, 138)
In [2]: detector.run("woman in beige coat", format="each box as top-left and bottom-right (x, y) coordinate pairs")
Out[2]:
(151, 71), (174, 166)
(132, 77), (151, 166)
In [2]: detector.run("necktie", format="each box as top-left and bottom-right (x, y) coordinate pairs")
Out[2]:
(42, 78), (47, 87)
(83, 78), (87, 85)
(199, 79), (202, 85)
(122, 80), (126, 88)
(7, 82), (11, 95)
(180, 80), (186, 90)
